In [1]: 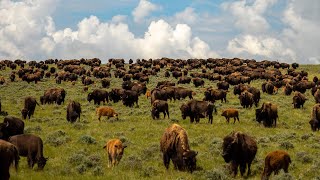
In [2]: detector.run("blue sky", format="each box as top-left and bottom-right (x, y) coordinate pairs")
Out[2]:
(0, 0), (319, 63)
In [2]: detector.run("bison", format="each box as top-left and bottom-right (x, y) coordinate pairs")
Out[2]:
(192, 78), (204, 87)
(239, 90), (254, 108)
(9, 134), (48, 170)
(0, 116), (24, 140)
(0, 140), (19, 180)
(21, 96), (40, 119)
(96, 106), (118, 121)
(41, 88), (66, 105)
(180, 99), (216, 124)
(204, 88), (227, 103)
(103, 139), (127, 167)
(151, 100), (169, 119)
(221, 108), (240, 124)
(160, 124), (198, 173)
(66, 101), (81, 123)
(261, 150), (291, 180)
(87, 89), (109, 105)
(256, 102), (278, 127)
(122, 90), (139, 107)
(292, 92), (307, 108)
(222, 131), (257, 177)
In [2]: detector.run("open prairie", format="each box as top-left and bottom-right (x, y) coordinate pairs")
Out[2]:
(1, 60), (320, 180)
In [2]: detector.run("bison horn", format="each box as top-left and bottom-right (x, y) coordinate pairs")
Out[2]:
(5, 121), (9, 127)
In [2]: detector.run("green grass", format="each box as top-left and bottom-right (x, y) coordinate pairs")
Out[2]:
(0, 64), (320, 180)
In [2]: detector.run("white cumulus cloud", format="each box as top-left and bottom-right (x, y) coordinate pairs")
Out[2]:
(132, 0), (159, 23)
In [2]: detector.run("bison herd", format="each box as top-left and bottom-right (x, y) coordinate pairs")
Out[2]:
(0, 57), (318, 179)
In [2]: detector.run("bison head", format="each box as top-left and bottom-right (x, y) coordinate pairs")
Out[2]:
(87, 93), (93, 102)
(180, 103), (190, 120)
(21, 108), (28, 119)
(0, 121), (9, 140)
(222, 132), (243, 163)
(183, 150), (198, 173)
(151, 108), (159, 120)
(309, 119), (319, 131)
(37, 156), (48, 170)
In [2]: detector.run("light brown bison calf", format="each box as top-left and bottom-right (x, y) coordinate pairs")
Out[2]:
(103, 139), (127, 167)
(145, 90), (151, 99)
(261, 150), (291, 180)
(96, 106), (118, 121)
(221, 108), (239, 123)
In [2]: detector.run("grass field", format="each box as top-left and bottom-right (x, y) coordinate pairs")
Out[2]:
(0, 63), (320, 180)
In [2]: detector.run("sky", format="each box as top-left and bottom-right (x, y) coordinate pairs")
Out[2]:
(0, 0), (319, 64)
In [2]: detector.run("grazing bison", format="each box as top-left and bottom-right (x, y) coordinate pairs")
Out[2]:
(87, 89), (109, 105)
(0, 140), (19, 180)
(292, 92), (307, 108)
(96, 106), (118, 121)
(41, 88), (66, 105)
(101, 78), (110, 88)
(180, 99), (216, 124)
(309, 119), (319, 131)
(0, 116), (24, 140)
(160, 124), (198, 173)
(9, 134), (48, 170)
(221, 108), (240, 124)
(66, 101), (81, 123)
(103, 139), (127, 167)
(150, 88), (168, 104)
(217, 81), (230, 90)
(256, 102), (278, 127)
(151, 100), (169, 119)
(222, 131), (257, 177)
(261, 150), (291, 180)
(21, 96), (40, 119)
(178, 77), (191, 84)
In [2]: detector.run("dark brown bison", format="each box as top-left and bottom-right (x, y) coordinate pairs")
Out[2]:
(101, 78), (110, 88)
(221, 108), (239, 123)
(309, 119), (319, 131)
(180, 99), (216, 124)
(204, 88), (227, 103)
(256, 102), (278, 127)
(151, 100), (169, 119)
(160, 124), (198, 173)
(174, 87), (194, 100)
(66, 101), (81, 123)
(283, 83), (293, 95)
(0, 139), (19, 180)
(150, 88), (168, 104)
(217, 81), (230, 90)
(9, 134), (48, 170)
(21, 96), (40, 120)
(222, 131), (257, 177)
(87, 89), (109, 105)
(109, 88), (124, 103)
(41, 88), (66, 105)
(314, 89), (320, 103)
(239, 90), (254, 108)
(122, 90), (139, 107)
(192, 78), (204, 87)
(292, 92), (307, 108)
(0, 116), (24, 140)
(310, 104), (320, 131)
(178, 77), (191, 84)
(261, 150), (291, 180)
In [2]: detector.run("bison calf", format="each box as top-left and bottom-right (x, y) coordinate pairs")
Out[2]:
(261, 150), (291, 180)
(96, 106), (118, 121)
(221, 108), (239, 124)
(103, 139), (127, 167)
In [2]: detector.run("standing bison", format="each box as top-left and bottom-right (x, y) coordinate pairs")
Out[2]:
(256, 102), (278, 127)
(180, 100), (216, 124)
(292, 92), (307, 108)
(261, 150), (291, 180)
(21, 96), (40, 119)
(221, 108), (240, 124)
(0, 140), (19, 180)
(9, 134), (48, 170)
(87, 89), (109, 105)
(151, 100), (169, 119)
(40, 88), (66, 105)
(103, 139), (127, 167)
(160, 124), (198, 173)
(96, 106), (118, 121)
(222, 131), (257, 177)
(0, 116), (24, 140)
(66, 101), (81, 123)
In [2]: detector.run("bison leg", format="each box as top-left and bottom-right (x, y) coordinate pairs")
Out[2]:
(247, 162), (252, 177)
(163, 154), (170, 169)
(239, 163), (246, 176)
(190, 116), (195, 123)
(208, 114), (213, 124)
(166, 109), (169, 119)
(231, 161), (238, 177)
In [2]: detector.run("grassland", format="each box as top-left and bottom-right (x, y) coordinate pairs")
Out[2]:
(0, 63), (320, 180)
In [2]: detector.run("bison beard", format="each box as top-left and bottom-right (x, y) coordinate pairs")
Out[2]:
(160, 124), (197, 173)
(222, 131), (257, 177)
